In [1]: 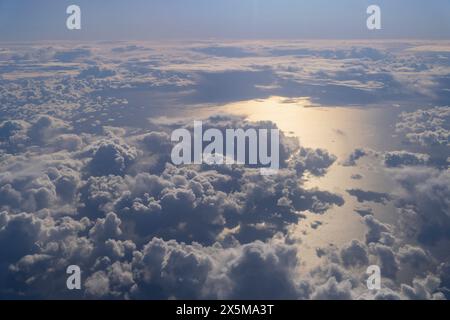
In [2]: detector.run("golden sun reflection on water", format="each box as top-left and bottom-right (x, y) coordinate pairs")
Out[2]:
(220, 96), (379, 158)
(188, 96), (398, 270)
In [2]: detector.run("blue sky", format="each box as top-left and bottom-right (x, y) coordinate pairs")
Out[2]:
(1, 0), (450, 41)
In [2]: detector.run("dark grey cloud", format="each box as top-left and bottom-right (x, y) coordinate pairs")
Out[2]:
(384, 151), (430, 168)
(354, 205), (373, 217)
(401, 275), (445, 300)
(340, 240), (369, 268)
(87, 141), (138, 177)
(398, 245), (433, 273)
(364, 215), (394, 245)
(370, 244), (398, 279)
(347, 189), (391, 204)
(342, 148), (368, 167)
(393, 167), (450, 245)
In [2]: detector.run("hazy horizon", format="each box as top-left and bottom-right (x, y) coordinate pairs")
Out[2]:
(1, 0), (450, 41)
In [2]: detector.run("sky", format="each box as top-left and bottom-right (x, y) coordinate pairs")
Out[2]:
(1, 0), (450, 41)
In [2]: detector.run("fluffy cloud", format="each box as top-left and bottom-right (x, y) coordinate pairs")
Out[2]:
(128, 235), (301, 299)
(340, 240), (369, 268)
(289, 147), (337, 176)
(347, 189), (391, 204)
(342, 148), (368, 166)
(0, 41), (449, 300)
(0, 110), (349, 298)
(77, 66), (116, 79)
(384, 151), (430, 168)
(396, 107), (450, 147)
(401, 275), (445, 300)
(363, 215), (394, 245)
(87, 141), (137, 177)
(311, 277), (353, 300)
(393, 167), (450, 245)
